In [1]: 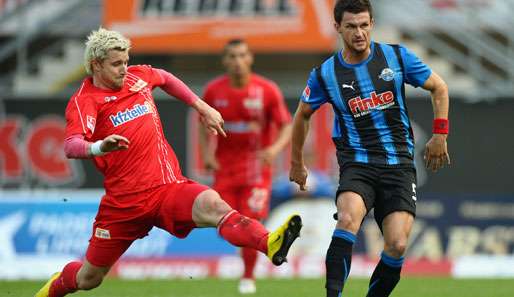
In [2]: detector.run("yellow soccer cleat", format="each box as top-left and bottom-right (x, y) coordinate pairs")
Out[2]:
(34, 272), (61, 297)
(267, 214), (302, 266)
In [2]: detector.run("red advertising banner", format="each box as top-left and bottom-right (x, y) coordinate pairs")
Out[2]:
(102, 0), (337, 53)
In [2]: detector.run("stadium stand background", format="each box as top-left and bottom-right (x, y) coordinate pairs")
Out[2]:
(1, 0), (513, 280)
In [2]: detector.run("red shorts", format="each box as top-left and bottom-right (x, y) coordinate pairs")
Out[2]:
(85, 180), (209, 267)
(213, 181), (270, 220)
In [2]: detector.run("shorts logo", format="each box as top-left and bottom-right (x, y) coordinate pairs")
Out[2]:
(379, 68), (395, 81)
(86, 115), (96, 133)
(348, 91), (395, 118)
(129, 79), (148, 92)
(95, 227), (111, 239)
(411, 183), (417, 202)
(109, 103), (151, 127)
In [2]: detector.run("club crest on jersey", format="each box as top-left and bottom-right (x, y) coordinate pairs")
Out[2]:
(302, 86), (311, 101)
(86, 115), (96, 133)
(379, 68), (395, 81)
(129, 79), (148, 92)
(109, 103), (151, 127)
(348, 91), (395, 118)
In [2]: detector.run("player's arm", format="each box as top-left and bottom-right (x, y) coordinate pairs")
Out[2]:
(289, 101), (315, 191)
(64, 134), (129, 159)
(260, 83), (293, 165)
(155, 69), (226, 137)
(421, 71), (450, 172)
(198, 119), (219, 171)
(260, 122), (293, 166)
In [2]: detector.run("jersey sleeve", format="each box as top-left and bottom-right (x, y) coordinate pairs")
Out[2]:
(301, 68), (328, 110)
(64, 94), (98, 140)
(399, 45), (432, 88)
(266, 81), (291, 125)
(129, 65), (165, 88)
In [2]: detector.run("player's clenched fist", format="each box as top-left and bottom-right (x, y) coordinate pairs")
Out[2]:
(289, 164), (308, 191)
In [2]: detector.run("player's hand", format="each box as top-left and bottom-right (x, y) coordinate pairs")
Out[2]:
(258, 147), (278, 166)
(203, 155), (219, 171)
(289, 163), (308, 191)
(424, 134), (450, 172)
(200, 106), (226, 137)
(100, 134), (130, 152)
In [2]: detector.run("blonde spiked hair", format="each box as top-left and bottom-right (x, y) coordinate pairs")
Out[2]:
(84, 28), (131, 75)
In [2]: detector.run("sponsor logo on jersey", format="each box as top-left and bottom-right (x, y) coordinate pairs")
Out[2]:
(95, 227), (111, 239)
(302, 85), (311, 100)
(348, 91), (395, 117)
(379, 68), (395, 81)
(104, 96), (117, 102)
(214, 99), (229, 108)
(129, 79), (148, 92)
(243, 98), (263, 110)
(86, 115), (96, 133)
(342, 81), (355, 91)
(109, 103), (151, 127)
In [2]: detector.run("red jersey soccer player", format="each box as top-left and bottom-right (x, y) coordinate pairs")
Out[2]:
(35, 29), (301, 297)
(199, 39), (293, 294)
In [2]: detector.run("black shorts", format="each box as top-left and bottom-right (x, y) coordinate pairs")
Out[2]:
(336, 163), (417, 229)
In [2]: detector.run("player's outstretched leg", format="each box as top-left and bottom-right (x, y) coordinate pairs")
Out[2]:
(34, 261), (82, 297)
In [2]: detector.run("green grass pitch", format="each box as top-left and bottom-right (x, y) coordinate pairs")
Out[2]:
(2, 277), (513, 297)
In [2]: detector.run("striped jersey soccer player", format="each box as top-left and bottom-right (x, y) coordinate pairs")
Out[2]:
(35, 28), (302, 297)
(289, 1), (450, 297)
(200, 39), (293, 294)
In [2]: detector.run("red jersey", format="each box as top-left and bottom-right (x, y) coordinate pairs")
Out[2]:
(203, 74), (291, 186)
(65, 65), (186, 196)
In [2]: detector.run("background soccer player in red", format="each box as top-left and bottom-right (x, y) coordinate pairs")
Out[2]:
(199, 39), (293, 294)
(35, 28), (302, 297)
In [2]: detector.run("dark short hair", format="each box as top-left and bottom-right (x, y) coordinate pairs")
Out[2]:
(223, 38), (247, 55)
(333, 0), (373, 24)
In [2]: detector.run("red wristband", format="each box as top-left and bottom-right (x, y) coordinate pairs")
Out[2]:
(433, 118), (449, 134)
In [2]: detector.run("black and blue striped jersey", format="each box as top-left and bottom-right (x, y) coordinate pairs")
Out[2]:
(301, 41), (431, 167)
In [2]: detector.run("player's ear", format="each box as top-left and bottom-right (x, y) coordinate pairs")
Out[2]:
(91, 59), (101, 72)
(334, 22), (341, 33)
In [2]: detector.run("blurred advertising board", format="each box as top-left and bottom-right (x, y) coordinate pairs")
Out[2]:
(103, 0), (337, 53)
(1, 193), (513, 279)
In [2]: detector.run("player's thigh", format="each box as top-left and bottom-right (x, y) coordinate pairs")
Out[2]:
(374, 168), (417, 230)
(238, 185), (271, 220)
(156, 180), (222, 233)
(335, 163), (377, 232)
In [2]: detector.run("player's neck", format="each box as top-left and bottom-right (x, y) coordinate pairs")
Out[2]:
(229, 74), (251, 89)
(341, 47), (371, 65)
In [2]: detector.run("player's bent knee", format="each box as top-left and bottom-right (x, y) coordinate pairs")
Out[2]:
(193, 190), (232, 226)
(335, 212), (360, 233)
(385, 239), (408, 257)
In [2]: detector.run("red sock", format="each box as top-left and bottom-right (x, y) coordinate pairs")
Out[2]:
(242, 247), (258, 279)
(218, 210), (269, 254)
(49, 261), (82, 297)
